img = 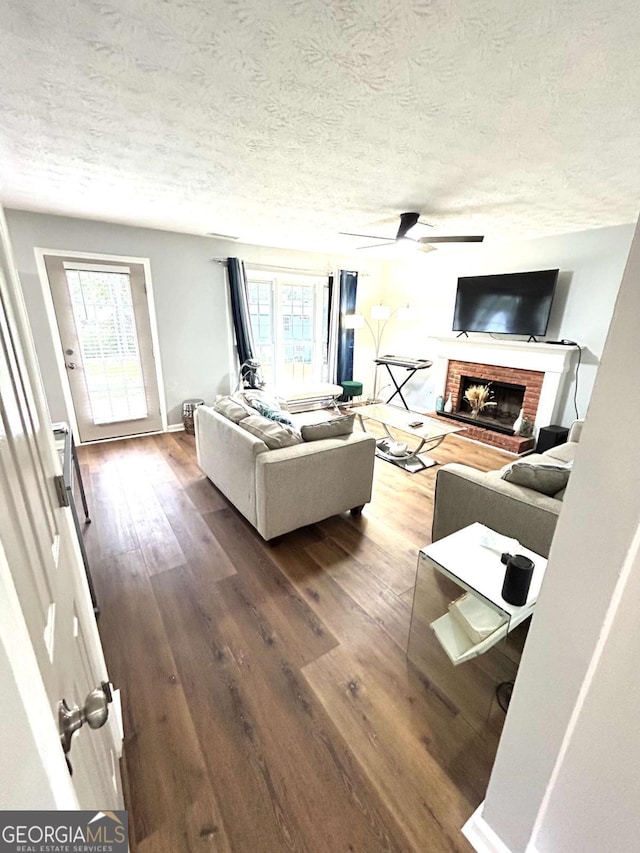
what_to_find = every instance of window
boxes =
[246,272,329,387]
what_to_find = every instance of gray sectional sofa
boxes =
[432,421,583,557]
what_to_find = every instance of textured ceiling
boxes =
[0,0,639,253]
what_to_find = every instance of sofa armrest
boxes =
[195,405,268,526]
[568,419,584,443]
[432,463,562,557]
[255,432,376,539]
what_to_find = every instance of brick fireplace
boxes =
[430,337,577,454]
[443,359,544,451]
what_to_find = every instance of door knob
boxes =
[65,362,77,370]
[58,686,110,756]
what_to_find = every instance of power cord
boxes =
[375,382,393,400]
[571,344,582,420]
[496,681,513,712]
[556,340,582,419]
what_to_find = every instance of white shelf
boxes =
[430,335,577,356]
[450,592,508,644]
[431,611,508,665]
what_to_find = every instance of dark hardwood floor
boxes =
[78,429,514,852]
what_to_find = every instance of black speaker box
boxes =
[536,424,569,454]
[502,555,535,606]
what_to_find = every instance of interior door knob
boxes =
[58,687,109,755]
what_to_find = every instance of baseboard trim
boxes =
[462,804,514,853]
[167,424,185,433]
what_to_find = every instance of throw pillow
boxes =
[214,396,254,424]
[502,462,571,497]
[251,399,294,425]
[301,414,355,442]
[236,388,289,413]
[238,414,303,449]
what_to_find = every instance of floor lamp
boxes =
[343,305,394,402]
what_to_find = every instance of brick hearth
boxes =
[442,359,543,453]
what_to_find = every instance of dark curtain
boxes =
[227,258,257,386]
[333,270,358,385]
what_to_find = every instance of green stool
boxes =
[340,380,363,403]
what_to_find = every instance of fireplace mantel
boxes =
[430,336,577,432]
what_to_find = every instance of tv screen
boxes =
[453,269,559,336]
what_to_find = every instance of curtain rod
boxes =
[211,258,329,275]
[211,258,368,276]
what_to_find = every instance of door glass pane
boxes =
[248,281,275,384]
[320,281,330,382]
[281,284,313,383]
[65,269,148,424]
[247,276,330,386]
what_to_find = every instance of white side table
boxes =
[410,523,546,665]
[407,523,546,730]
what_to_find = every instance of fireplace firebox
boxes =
[453,376,526,434]
[437,358,542,445]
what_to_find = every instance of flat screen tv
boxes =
[453,269,559,336]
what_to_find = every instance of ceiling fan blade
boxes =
[419,235,484,244]
[356,241,399,250]
[339,231,392,241]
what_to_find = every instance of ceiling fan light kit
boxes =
[340,212,484,251]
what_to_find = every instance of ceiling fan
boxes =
[340,212,484,251]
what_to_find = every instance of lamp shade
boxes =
[370,304,391,321]
[342,313,365,329]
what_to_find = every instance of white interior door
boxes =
[0,211,123,809]
[44,254,162,442]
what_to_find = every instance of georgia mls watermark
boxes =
[0,811,128,853]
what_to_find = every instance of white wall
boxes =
[6,210,386,427]
[478,215,640,852]
[9,209,632,430]
[377,224,634,424]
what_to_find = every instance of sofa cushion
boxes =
[239,414,303,449]
[502,461,571,497]
[214,395,254,424]
[497,453,547,477]
[543,442,577,465]
[301,414,355,442]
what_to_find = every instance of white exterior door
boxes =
[0,211,123,809]
[44,254,162,442]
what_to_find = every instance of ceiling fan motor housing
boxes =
[396,212,421,239]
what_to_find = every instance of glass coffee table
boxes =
[352,402,462,472]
